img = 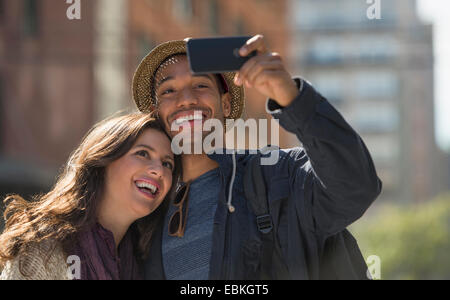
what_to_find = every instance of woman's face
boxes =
[103,128,175,220]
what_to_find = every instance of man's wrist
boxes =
[276,79,301,107]
[267,78,320,133]
[266,78,304,114]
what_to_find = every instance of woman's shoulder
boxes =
[0,240,70,280]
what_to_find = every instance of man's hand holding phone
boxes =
[187,35,299,108]
[234,35,299,108]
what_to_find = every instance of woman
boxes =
[0,112,179,280]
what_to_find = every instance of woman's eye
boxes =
[163,161,174,170]
[136,150,149,158]
[195,84,209,89]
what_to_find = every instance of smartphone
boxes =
[186,36,257,74]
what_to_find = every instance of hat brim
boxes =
[132,40,244,120]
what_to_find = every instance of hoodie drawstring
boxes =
[227,151,236,213]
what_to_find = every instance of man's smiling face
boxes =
[153,55,231,141]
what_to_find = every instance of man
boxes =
[132,35,382,280]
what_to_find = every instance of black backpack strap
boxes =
[244,153,273,233]
[244,153,289,279]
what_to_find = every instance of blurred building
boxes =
[0,0,96,201]
[289,0,446,203]
[0,0,292,219]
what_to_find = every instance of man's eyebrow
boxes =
[134,144,174,161]
[156,76,174,88]
[156,74,214,88]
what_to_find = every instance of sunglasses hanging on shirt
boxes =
[168,181,191,237]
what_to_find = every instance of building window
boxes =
[234,17,245,36]
[0,76,3,153]
[363,135,399,165]
[352,103,399,134]
[305,35,398,66]
[172,0,193,23]
[209,0,219,34]
[354,71,398,99]
[306,39,342,65]
[354,36,398,63]
[0,0,4,22]
[138,35,155,61]
[310,73,345,106]
[23,0,39,37]
[294,0,397,30]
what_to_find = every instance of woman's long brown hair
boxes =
[0,112,180,272]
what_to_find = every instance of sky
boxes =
[416,0,450,152]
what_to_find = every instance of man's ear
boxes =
[221,93,231,118]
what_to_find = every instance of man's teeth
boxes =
[174,114,203,125]
[136,181,158,194]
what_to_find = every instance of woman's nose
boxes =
[147,161,163,178]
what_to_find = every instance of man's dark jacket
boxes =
[144,79,382,280]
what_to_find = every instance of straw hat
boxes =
[132,40,245,120]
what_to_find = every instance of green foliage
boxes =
[351,193,450,280]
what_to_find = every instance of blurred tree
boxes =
[351,193,450,280]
